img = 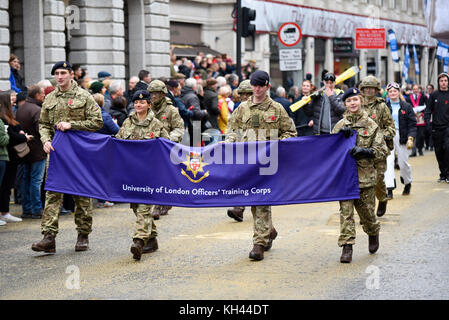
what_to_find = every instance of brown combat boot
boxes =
[369,234,379,254]
[131,238,144,260]
[75,234,89,252]
[227,207,244,222]
[264,227,278,251]
[142,237,158,254]
[31,234,56,253]
[249,244,264,261]
[376,201,387,217]
[340,244,353,263]
[160,206,172,216]
[152,207,161,220]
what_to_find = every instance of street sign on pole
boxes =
[278,23,302,71]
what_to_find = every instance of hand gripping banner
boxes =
[45,131,360,207]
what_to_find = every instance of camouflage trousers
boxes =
[375,160,388,202]
[153,205,172,214]
[251,206,272,246]
[131,204,157,241]
[41,191,93,236]
[338,187,380,247]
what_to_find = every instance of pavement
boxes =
[1,149,449,300]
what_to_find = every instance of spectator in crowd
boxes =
[179,59,193,79]
[292,80,314,136]
[243,59,258,80]
[203,78,220,130]
[181,78,208,146]
[104,80,124,113]
[15,86,47,219]
[174,73,186,87]
[217,86,231,134]
[216,76,227,89]
[90,81,106,95]
[0,117,9,226]
[134,70,151,93]
[385,82,417,198]
[406,84,427,157]
[273,86,293,118]
[426,83,434,98]
[97,71,111,82]
[14,91,27,116]
[37,80,52,90]
[0,91,32,224]
[228,74,239,91]
[72,64,83,82]
[80,77,92,90]
[9,54,26,93]
[165,79,193,128]
[425,72,449,183]
[125,76,139,104]
[109,96,128,127]
[303,72,345,135]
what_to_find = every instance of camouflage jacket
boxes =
[116,110,169,140]
[225,96,297,142]
[362,96,396,149]
[39,81,103,145]
[151,97,184,143]
[333,110,389,188]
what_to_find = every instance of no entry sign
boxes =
[355,28,386,49]
[278,22,302,47]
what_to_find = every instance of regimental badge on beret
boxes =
[63,62,67,67]
[139,93,143,99]
[353,89,357,94]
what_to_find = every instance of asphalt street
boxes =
[1,149,448,300]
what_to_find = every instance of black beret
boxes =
[51,61,72,75]
[342,87,361,102]
[132,90,151,102]
[250,70,270,86]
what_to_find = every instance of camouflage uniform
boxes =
[149,80,184,215]
[116,110,169,241]
[230,80,253,215]
[225,95,296,246]
[39,80,103,236]
[332,110,389,246]
[360,76,396,203]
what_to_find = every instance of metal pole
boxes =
[236,0,242,81]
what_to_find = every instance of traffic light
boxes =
[242,7,256,38]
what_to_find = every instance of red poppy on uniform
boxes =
[162,116,166,120]
[371,114,376,119]
[270,115,276,121]
[149,132,154,138]
[401,110,406,114]
[364,129,367,135]
[68,99,73,105]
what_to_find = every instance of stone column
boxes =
[359,49,368,79]
[304,37,315,85]
[420,46,429,86]
[127,0,146,78]
[0,0,10,91]
[144,0,170,78]
[324,38,334,74]
[23,0,45,86]
[69,0,126,82]
[387,44,395,84]
[44,0,66,78]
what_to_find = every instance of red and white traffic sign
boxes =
[355,28,386,49]
[278,22,302,47]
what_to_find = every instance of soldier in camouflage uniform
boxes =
[360,76,396,217]
[225,71,297,261]
[147,80,184,221]
[332,88,389,263]
[32,61,103,254]
[226,80,252,223]
[116,90,169,260]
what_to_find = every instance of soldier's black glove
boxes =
[349,146,375,160]
[340,126,353,138]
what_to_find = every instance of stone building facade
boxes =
[0,0,171,90]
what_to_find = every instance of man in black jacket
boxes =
[15,86,47,219]
[180,78,208,146]
[425,72,449,183]
[203,78,219,130]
